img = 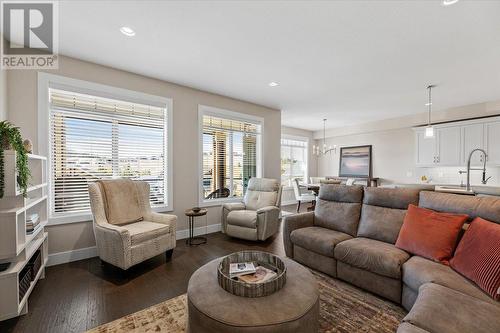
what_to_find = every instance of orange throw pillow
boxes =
[450,218,500,301]
[395,205,468,264]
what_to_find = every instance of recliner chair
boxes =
[221,178,282,241]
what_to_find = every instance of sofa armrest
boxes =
[256,206,280,214]
[282,211,315,258]
[256,206,281,240]
[221,202,246,233]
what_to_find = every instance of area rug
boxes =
[87,270,406,333]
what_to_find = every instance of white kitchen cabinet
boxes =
[485,121,500,165]
[436,127,461,166]
[462,123,485,165]
[415,127,460,166]
[415,130,436,166]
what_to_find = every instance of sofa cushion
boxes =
[357,205,408,244]
[450,217,500,300]
[402,283,500,333]
[313,184,363,236]
[125,221,171,246]
[357,187,420,244]
[364,187,420,210]
[334,237,410,278]
[98,179,143,225]
[395,205,467,264]
[317,184,364,203]
[419,190,500,224]
[397,322,429,333]
[314,199,362,236]
[402,256,493,304]
[290,226,352,257]
[227,210,258,228]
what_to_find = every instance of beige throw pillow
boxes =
[98,179,143,225]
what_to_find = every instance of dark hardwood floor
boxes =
[0,204,306,333]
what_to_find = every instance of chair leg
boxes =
[297,201,301,213]
[165,249,174,261]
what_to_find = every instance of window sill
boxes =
[48,205,174,226]
[198,197,243,208]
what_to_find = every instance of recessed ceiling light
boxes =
[120,26,136,37]
[268,81,279,87]
[442,0,459,6]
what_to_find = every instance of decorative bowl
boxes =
[192,207,201,213]
[217,251,286,298]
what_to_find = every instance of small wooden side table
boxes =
[185,208,208,246]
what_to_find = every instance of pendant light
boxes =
[425,85,436,138]
[313,119,337,156]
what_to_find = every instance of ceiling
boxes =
[56,0,500,131]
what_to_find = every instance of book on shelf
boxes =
[26,213,39,223]
[229,262,256,278]
[26,222,42,235]
[237,266,277,284]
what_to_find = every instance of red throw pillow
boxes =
[395,204,468,264]
[450,217,500,301]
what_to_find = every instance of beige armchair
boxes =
[88,179,177,270]
[221,178,282,241]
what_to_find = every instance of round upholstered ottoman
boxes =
[187,257,319,333]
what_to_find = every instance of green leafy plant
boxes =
[0,121,31,198]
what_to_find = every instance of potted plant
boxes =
[0,121,31,198]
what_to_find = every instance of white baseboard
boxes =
[175,223,221,240]
[47,223,222,267]
[47,246,98,267]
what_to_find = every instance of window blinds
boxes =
[202,115,260,200]
[50,88,167,216]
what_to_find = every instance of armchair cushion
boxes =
[98,179,143,225]
[227,210,258,228]
[244,178,280,211]
[124,220,171,246]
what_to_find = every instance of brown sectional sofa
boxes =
[283,184,500,333]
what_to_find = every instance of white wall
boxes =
[0,68,6,121]
[0,34,6,120]
[317,128,416,185]
[316,102,500,186]
[6,55,281,255]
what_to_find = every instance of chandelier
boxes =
[313,119,337,156]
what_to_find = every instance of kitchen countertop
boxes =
[380,183,500,197]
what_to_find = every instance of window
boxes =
[49,88,170,218]
[281,136,308,186]
[199,106,262,204]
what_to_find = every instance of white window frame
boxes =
[198,105,264,207]
[281,134,309,188]
[38,72,173,225]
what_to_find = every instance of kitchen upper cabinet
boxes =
[415,117,500,167]
[416,130,437,166]
[485,121,500,165]
[436,127,461,166]
[415,127,460,166]
[462,124,485,165]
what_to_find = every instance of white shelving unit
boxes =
[0,150,48,321]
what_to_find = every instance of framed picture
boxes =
[339,145,372,178]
